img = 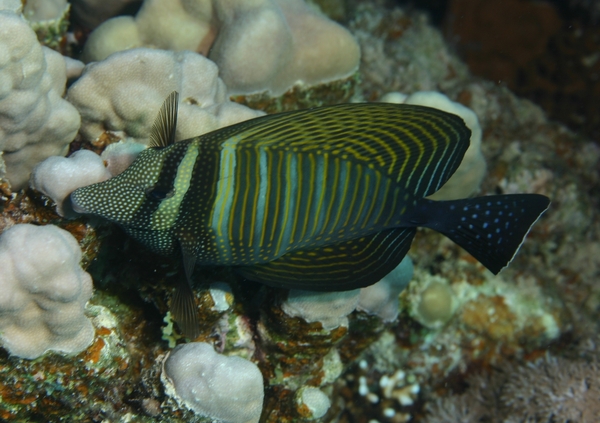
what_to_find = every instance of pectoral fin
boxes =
[237,228,416,291]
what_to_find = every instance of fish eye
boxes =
[145,187,174,200]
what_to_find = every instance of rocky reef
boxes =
[0,0,598,422]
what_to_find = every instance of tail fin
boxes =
[410,194,550,274]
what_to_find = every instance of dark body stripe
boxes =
[164,103,470,266]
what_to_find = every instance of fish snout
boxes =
[70,189,90,214]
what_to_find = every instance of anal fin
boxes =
[171,247,200,339]
[237,227,416,291]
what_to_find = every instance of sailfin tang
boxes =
[149,91,179,148]
[237,227,416,291]
[411,194,550,274]
[171,247,200,339]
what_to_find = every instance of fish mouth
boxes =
[70,190,89,214]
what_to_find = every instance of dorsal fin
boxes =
[149,91,179,148]
[199,103,472,198]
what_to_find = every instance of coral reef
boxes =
[162,342,264,423]
[82,0,360,97]
[282,289,361,331]
[424,346,600,422]
[67,48,263,146]
[0,224,94,359]
[0,10,80,190]
[23,0,71,52]
[30,149,111,217]
[0,0,598,422]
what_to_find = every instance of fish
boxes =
[71,92,550,338]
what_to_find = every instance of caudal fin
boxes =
[413,194,550,274]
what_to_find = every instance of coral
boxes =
[23,0,68,22]
[99,139,147,176]
[82,0,360,96]
[424,352,600,423]
[30,149,111,217]
[349,4,469,100]
[0,1,598,421]
[411,278,457,329]
[0,0,21,14]
[357,256,414,322]
[0,224,94,359]
[161,342,264,423]
[210,0,360,96]
[67,48,264,146]
[0,10,80,190]
[295,386,331,419]
[281,289,360,331]
[30,140,152,218]
[81,15,143,62]
[381,90,486,200]
[23,0,71,52]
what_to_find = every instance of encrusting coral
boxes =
[82,0,360,96]
[0,224,94,360]
[66,48,264,145]
[0,10,80,190]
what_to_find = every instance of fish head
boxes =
[70,147,171,228]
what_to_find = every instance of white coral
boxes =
[0,10,80,190]
[66,48,264,144]
[81,0,360,96]
[162,342,264,423]
[30,149,112,217]
[0,224,94,359]
[282,289,361,330]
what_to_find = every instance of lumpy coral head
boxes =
[0,224,94,359]
[81,0,360,96]
[209,0,361,95]
[67,48,264,144]
[0,10,80,190]
[162,342,264,423]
